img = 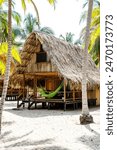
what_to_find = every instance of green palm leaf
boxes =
[0,0,5,5]
[21,0,26,10]
[0,42,21,64]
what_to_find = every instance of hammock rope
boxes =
[38,81,64,99]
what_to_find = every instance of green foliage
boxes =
[0,42,21,63]
[0,60,5,75]
[0,0,5,5]
[11,46,21,64]
[60,32,74,43]
[80,0,100,66]
[24,13,37,34]
[59,32,82,46]
[48,0,56,8]
[21,0,27,11]
[0,4,22,42]
[40,27,54,35]
[22,13,54,38]
[0,42,21,74]
[48,0,55,4]
[12,11,21,25]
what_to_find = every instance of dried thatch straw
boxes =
[13,31,99,85]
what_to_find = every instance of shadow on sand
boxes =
[77,124,100,150]
[4,102,99,119]
[0,130,62,150]
[33,146,70,150]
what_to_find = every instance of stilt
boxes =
[34,76,37,98]
[23,74,25,100]
[64,79,66,111]
[73,83,75,110]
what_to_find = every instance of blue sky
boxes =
[15,0,86,40]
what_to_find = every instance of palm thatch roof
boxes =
[13,31,99,84]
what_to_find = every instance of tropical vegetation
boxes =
[0,1,21,75]
[80,0,100,66]
[59,32,82,46]
[0,43,21,75]
[22,13,54,38]
[80,0,94,124]
[0,0,56,134]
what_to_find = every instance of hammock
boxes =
[38,81,63,99]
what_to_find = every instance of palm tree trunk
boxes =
[80,0,93,124]
[0,0,12,134]
[30,0,40,28]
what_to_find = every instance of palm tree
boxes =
[0,4,21,42]
[59,32,82,46]
[59,32,74,43]
[80,0,93,124]
[89,4,100,65]
[0,3,21,74]
[21,0,56,27]
[22,13,54,38]
[0,0,56,134]
[0,0,12,134]
[79,0,100,66]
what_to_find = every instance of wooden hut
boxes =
[10,32,100,110]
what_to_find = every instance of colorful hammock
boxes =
[38,81,63,99]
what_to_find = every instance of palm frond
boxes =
[0,42,21,64]
[21,0,26,11]
[79,10,87,24]
[12,11,22,25]
[0,0,5,5]
[40,26,54,35]
[0,60,5,75]
[11,46,21,64]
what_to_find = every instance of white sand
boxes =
[0,101,100,150]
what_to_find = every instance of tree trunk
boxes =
[80,0,93,124]
[0,0,12,134]
[30,0,40,28]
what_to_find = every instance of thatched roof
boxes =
[13,32,99,84]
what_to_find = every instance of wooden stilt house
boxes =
[10,32,100,110]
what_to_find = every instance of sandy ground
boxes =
[0,101,100,150]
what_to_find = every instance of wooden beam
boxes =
[64,79,66,102]
[73,83,75,101]
[23,74,25,99]
[25,72,59,76]
[33,76,37,98]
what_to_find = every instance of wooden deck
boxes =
[0,92,97,111]
[16,97,96,111]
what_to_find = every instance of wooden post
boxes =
[64,79,66,111]
[34,76,37,98]
[73,83,76,110]
[23,74,25,99]
[73,83,75,101]
[26,86,29,98]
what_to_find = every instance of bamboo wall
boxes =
[87,86,100,105]
[95,86,100,105]
[27,53,57,73]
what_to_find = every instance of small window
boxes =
[36,45,47,63]
[36,52,47,63]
